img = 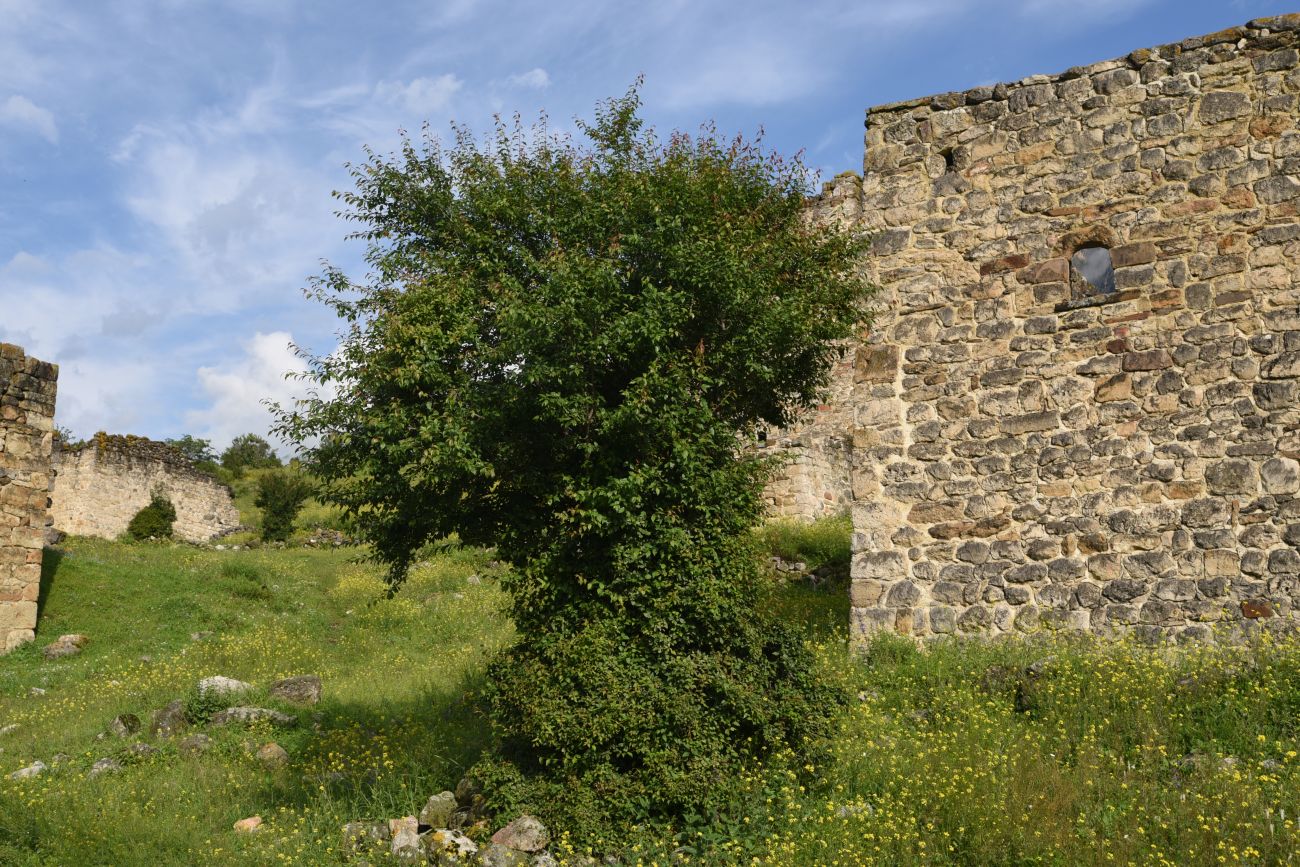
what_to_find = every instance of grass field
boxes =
[1,524,1298,865]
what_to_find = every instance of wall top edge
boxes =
[864,14,1300,121]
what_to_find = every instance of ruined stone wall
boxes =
[0,344,57,653]
[52,435,241,543]
[822,15,1300,644]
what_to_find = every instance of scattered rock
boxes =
[189,631,213,642]
[419,791,459,828]
[257,742,289,770]
[422,828,478,863]
[198,676,254,699]
[8,761,46,780]
[90,758,122,776]
[532,853,560,867]
[269,674,322,706]
[108,713,141,738]
[27,687,45,697]
[478,843,532,867]
[341,820,390,856]
[0,724,19,737]
[233,816,263,834]
[42,634,89,659]
[150,699,189,738]
[454,775,483,805]
[178,734,213,755]
[124,743,160,760]
[491,815,549,853]
[389,816,422,863]
[210,707,297,728]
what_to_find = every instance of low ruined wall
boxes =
[0,344,57,653]
[52,435,241,543]
[827,15,1300,644]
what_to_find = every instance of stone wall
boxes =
[0,344,57,653]
[52,434,241,543]
[782,15,1300,643]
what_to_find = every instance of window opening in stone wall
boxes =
[756,429,768,448]
[1069,244,1115,300]
[939,147,955,173]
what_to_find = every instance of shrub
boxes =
[126,493,177,541]
[254,471,314,542]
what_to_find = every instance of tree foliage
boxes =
[220,433,281,476]
[166,435,218,472]
[253,470,314,543]
[276,88,873,840]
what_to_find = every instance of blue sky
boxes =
[0,0,1293,451]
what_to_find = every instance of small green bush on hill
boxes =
[126,492,177,540]
[254,471,314,542]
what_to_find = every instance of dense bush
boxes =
[126,493,177,540]
[253,471,314,542]
[277,88,873,841]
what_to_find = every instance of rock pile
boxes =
[342,788,558,866]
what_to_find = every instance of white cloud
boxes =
[186,331,318,452]
[376,73,463,114]
[507,67,551,90]
[0,94,57,142]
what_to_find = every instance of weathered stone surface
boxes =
[415,791,458,830]
[198,676,254,699]
[41,634,88,659]
[389,816,422,863]
[233,816,263,834]
[150,699,189,738]
[0,344,56,655]
[1261,458,1300,495]
[1198,91,1252,124]
[7,761,46,780]
[257,742,289,770]
[269,675,322,706]
[763,22,1300,645]
[490,815,550,853]
[51,435,240,543]
[210,707,297,728]
[108,713,141,738]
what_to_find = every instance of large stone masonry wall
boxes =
[52,435,241,543]
[822,15,1300,644]
[0,344,57,653]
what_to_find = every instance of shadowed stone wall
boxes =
[52,435,241,543]
[0,344,57,653]
[772,15,1300,643]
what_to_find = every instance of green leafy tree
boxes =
[220,433,281,475]
[276,89,873,839]
[253,470,314,542]
[165,435,217,465]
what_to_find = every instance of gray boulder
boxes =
[150,700,189,738]
[491,815,550,853]
[419,791,459,828]
[269,675,322,706]
[210,707,296,728]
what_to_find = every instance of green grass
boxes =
[3,534,1299,865]
[756,513,852,579]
